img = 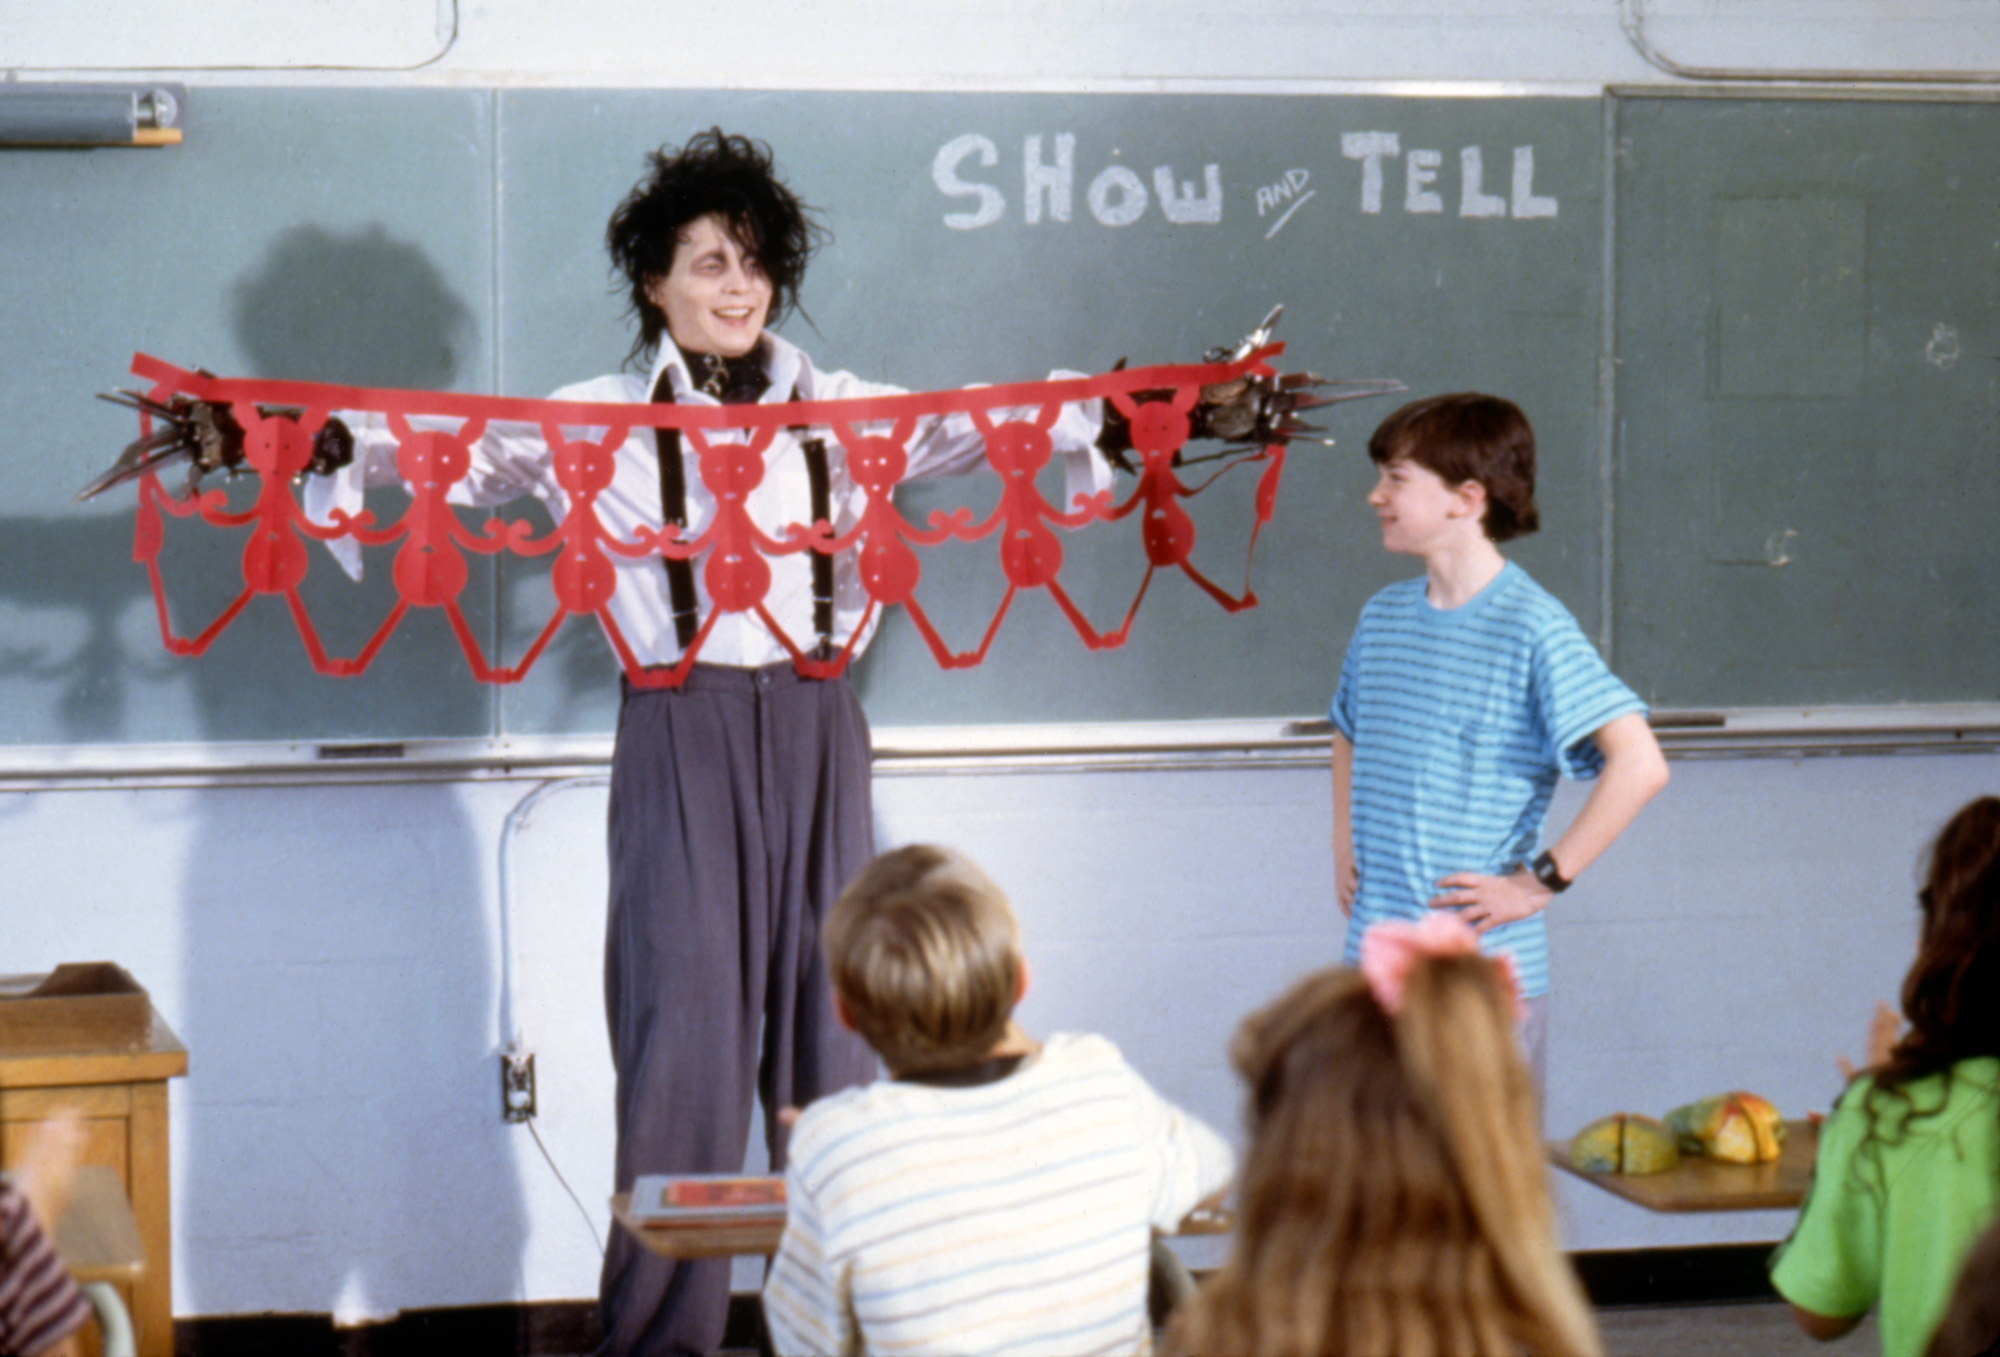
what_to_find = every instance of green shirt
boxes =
[1771,1057,2000,1357]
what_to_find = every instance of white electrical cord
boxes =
[496,774,609,1059]
[496,774,612,1256]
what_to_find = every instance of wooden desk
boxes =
[611,1188,1232,1261]
[0,977,187,1357]
[1548,1119,1818,1212]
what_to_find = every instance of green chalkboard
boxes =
[16,87,1995,750]
[489,91,1606,736]
[1610,93,2000,708]
[1,89,500,748]
[3,87,1606,746]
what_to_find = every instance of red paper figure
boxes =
[1099,386,1271,643]
[943,405,1116,666]
[797,417,967,671]
[334,414,539,682]
[136,398,370,674]
[507,420,648,680]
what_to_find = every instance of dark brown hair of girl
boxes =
[1871,796,2000,1112]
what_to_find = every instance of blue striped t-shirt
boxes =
[1329,561,1643,997]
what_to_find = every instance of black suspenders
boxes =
[649,369,704,650]
[797,425,835,646]
[651,368,835,656]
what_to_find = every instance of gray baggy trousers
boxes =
[598,662,879,1355]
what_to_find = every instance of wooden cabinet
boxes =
[1,972,187,1357]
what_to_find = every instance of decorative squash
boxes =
[1570,1113,1681,1175]
[1664,1091,1786,1164]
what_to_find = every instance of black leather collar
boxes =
[678,343,771,405]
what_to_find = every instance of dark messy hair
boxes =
[604,127,823,367]
[1367,393,1540,543]
[1856,797,2000,1165]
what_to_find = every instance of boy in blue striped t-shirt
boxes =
[1329,393,1669,1085]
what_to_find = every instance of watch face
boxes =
[1534,853,1568,891]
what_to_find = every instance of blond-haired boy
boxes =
[761,845,1232,1357]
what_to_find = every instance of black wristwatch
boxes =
[1530,850,1571,893]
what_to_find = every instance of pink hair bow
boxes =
[1358,913,1526,1021]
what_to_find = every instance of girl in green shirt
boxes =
[1772,796,2000,1357]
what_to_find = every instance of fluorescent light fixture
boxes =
[0,83,185,147]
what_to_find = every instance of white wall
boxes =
[9,0,1997,89]
[4,0,1997,1323]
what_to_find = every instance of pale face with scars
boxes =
[646,212,773,359]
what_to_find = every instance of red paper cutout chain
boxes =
[123,349,1287,687]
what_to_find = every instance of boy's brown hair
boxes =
[1367,392,1541,543]
[822,845,1022,1076]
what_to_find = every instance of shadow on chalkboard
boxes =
[142,225,532,1313]
[230,222,472,389]
[0,514,156,744]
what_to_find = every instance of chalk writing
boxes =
[932,133,1222,229]
[1255,169,1311,218]
[932,133,1557,229]
[1340,133,1558,220]
[1256,169,1316,240]
[932,133,1006,229]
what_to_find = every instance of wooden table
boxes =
[612,1187,1233,1260]
[1548,1119,1818,1212]
[0,972,187,1357]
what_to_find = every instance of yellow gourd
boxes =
[1664,1091,1786,1164]
[1570,1113,1681,1175]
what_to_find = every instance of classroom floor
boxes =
[1597,1301,1880,1357]
[711,1302,1887,1357]
[711,1307,1886,1357]
[172,1296,1884,1355]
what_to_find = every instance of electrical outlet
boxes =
[502,1051,537,1123]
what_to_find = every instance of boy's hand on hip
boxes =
[1429,869,1553,934]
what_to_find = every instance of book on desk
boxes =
[628,1174,786,1228]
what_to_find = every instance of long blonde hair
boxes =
[1176,959,1600,1357]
